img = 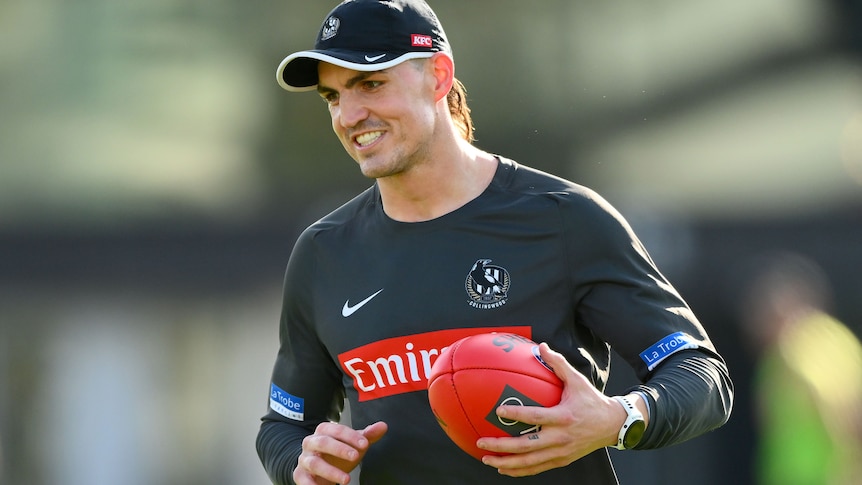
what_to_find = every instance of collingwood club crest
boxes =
[320,16,340,41]
[465,259,510,309]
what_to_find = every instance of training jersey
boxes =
[257,158,731,484]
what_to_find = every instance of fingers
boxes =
[492,454,573,477]
[307,422,368,461]
[294,421,387,485]
[293,458,344,485]
[295,436,355,485]
[294,453,349,485]
[475,402,561,462]
[495,401,553,429]
[482,446,570,477]
[478,428,575,477]
[477,429,552,455]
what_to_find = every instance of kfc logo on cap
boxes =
[411,34,433,48]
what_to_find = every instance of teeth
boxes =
[355,131,383,146]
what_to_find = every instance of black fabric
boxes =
[256,158,733,484]
[280,0,451,90]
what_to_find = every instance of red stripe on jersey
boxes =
[339,326,531,401]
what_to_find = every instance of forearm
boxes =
[630,351,733,449]
[256,419,309,485]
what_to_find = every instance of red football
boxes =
[427,332,564,460]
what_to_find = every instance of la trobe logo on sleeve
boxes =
[269,383,305,421]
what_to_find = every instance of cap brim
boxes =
[276,50,436,92]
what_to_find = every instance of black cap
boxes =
[277,0,451,92]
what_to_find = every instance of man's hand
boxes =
[476,343,643,477]
[293,421,388,485]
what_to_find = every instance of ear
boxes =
[429,53,455,103]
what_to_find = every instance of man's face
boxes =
[317,59,438,179]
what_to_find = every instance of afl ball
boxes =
[427,332,563,460]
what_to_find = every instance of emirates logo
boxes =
[338,326,530,401]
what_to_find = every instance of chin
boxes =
[357,156,397,179]
[357,161,388,179]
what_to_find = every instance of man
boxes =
[256,1,733,484]
[739,253,862,485]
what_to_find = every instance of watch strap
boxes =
[611,395,645,450]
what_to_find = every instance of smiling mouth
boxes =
[355,131,384,147]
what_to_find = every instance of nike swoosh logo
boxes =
[342,289,384,317]
[364,54,386,62]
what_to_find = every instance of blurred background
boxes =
[1,0,861,484]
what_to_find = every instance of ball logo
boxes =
[497,397,526,426]
[465,259,510,309]
[531,345,555,372]
[484,385,542,436]
[492,333,535,353]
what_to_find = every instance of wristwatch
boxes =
[611,395,646,450]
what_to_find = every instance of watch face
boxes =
[624,419,646,449]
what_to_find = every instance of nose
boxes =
[333,91,368,130]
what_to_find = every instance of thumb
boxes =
[335,422,387,475]
[361,421,388,445]
[538,342,588,390]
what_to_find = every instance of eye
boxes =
[362,80,383,90]
[317,85,338,104]
[320,91,339,106]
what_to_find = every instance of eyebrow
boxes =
[317,69,388,97]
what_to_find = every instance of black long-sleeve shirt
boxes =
[256,158,733,484]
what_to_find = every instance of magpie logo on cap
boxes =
[276,0,452,92]
[320,16,340,42]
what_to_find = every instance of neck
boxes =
[377,140,497,222]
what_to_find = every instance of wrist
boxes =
[630,392,650,428]
[611,394,647,450]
